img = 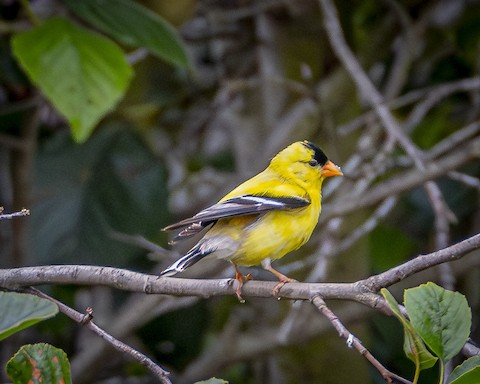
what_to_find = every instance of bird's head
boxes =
[270,140,343,187]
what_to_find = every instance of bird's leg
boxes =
[232,263,252,302]
[261,258,297,296]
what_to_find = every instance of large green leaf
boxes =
[448,356,480,384]
[0,292,58,341]
[6,343,71,384]
[63,0,190,69]
[381,289,437,374]
[11,18,133,143]
[405,283,471,362]
[28,126,169,267]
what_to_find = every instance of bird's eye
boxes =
[308,159,318,167]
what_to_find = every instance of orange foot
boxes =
[261,260,297,297]
[233,264,253,302]
[272,276,297,297]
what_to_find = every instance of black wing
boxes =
[163,194,310,242]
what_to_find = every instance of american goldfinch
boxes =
[161,140,343,300]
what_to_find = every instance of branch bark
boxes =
[24,287,172,384]
[1,232,479,305]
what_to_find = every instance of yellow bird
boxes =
[161,140,343,300]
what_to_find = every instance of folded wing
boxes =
[163,194,310,243]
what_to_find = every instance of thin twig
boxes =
[428,121,480,160]
[126,48,149,65]
[426,182,456,291]
[18,0,41,26]
[319,0,423,166]
[333,196,397,255]
[382,0,416,100]
[71,295,197,383]
[0,207,30,220]
[23,287,172,384]
[319,0,457,272]
[339,79,480,136]
[311,296,412,384]
[448,171,480,190]
[109,231,179,259]
[404,77,480,133]
[322,136,480,220]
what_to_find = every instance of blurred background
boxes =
[1,0,480,383]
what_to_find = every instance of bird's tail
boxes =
[160,246,212,276]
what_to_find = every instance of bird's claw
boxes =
[235,287,246,303]
[272,277,297,297]
[234,272,254,303]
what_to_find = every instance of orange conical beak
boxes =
[321,160,343,177]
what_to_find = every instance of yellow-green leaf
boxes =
[0,292,58,341]
[405,283,471,363]
[381,288,437,371]
[448,356,480,384]
[11,18,133,143]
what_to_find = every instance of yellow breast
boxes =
[230,196,321,266]
[205,159,324,267]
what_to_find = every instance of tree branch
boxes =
[312,296,412,384]
[0,207,30,220]
[1,232,479,306]
[23,287,172,384]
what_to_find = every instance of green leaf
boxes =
[0,292,58,341]
[448,356,480,384]
[6,343,71,384]
[381,289,437,372]
[11,18,133,143]
[405,282,471,362]
[63,0,190,69]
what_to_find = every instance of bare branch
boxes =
[448,171,480,190]
[311,296,412,384]
[1,232,479,306]
[71,294,197,384]
[339,79,480,136]
[382,0,416,100]
[0,264,369,304]
[428,121,480,159]
[319,0,463,266]
[319,0,423,165]
[0,207,30,220]
[404,77,480,133]
[24,287,172,384]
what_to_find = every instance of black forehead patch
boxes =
[302,141,328,166]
